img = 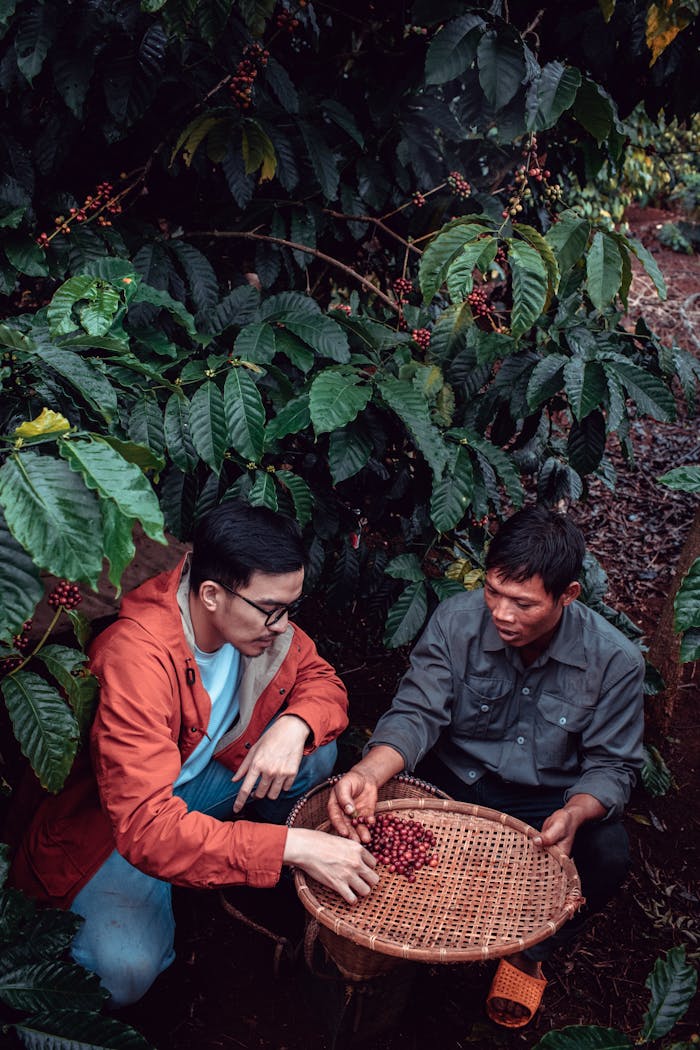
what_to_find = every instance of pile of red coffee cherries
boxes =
[353,812,440,882]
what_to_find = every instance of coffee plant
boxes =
[0,1,699,801]
[0,844,155,1049]
[533,945,697,1050]
[657,465,700,664]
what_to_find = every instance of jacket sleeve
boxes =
[89,624,287,890]
[282,625,349,751]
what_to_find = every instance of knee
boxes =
[72,940,173,1009]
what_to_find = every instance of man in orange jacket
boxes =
[11,500,378,1007]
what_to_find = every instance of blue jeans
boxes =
[69,742,337,1007]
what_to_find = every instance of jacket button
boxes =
[279,687,286,695]
[244,742,252,749]
[190,727,198,733]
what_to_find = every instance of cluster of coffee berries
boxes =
[393,276,413,304]
[543,182,563,203]
[467,287,492,318]
[356,813,439,882]
[412,191,426,208]
[331,302,351,314]
[37,182,121,245]
[495,245,508,268]
[276,9,300,32]
[48,581,82,610]
[403,24,428,37]
[229,43,269,110]
[447,171,471,200]
[411,327,431,350]
[12,619,33,654]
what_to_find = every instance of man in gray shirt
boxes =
[328,505,645,1028]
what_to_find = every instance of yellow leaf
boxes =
[171,115,227,168]
[598,0,616,22]
[646,3,691,65]
[15,408,71,438]
[241,122,277,183]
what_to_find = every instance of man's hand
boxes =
[327,744,406,843]
[283,828,379,904]
[533,793,606,855]
[232,714,310,813]
[328,771,379,843]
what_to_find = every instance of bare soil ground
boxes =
[80,208,700,1048]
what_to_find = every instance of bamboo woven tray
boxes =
[293,797,584,968]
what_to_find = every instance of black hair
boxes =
[485,505,585,599]
[189,500,306,593]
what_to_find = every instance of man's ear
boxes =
[197,580,221,611]
[561,581,581,606]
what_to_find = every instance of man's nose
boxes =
[492,599,515,622]
[269,612,289,633]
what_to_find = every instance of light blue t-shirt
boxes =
[174,642,241,787]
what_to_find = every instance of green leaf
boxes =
[237,0,276,35]
[586,231,623,311]
[641,744,672,797]
[47,275,100,334]
[674,558,700,634]
[0,504,43,640]
[445,240,493,303]
[1,672,80,793]
[603,359,676,422]
[528,62,581,131]
[322,99,363,145]
[131,282,197,337]
[275,469,313,527]
[534,1026,632,1050]
[574,77,614,142]
[224,367,265,461]
[627,237,667,301]
[564,359,607,420]
[189,381,227,474]
[15,3,56,82]
[13,1009,155,1049]
[419,221,491,303]
[100,500,136,596]
[383,582,428,648]
[297,120,339,200]
[235,322,277,364]
[170,241,219,314]
[0,453,104,587]
[59,437,165,543]
[281,314,350,363]
[37,644,98,736]
[513,224,560,294]
[545,211,591,273]
[0,960,105,1013]
[477,30,525,109]
[100,436,164,474]
[309,370,371,436]
[4,235,49,276]
[32,345,118,424]
[424,13,485,84]
[377,377,449,480]
[658,465,700,493]
[164,393,199,473]
[461,432,524,508]
[328,425,372,484]
[526,354,567,410]
[248,470,278,510]
[263,393,310,445]
[430,447,474,531]
[508,240,548,338]
[680,627,700,663]
[567,411,606,476]
[641,947,698,1042]
[385,554,425,582]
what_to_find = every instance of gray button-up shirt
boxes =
[369,591,645,819]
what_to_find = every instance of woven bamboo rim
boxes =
[294,797,584,967]
[286,773,449,833]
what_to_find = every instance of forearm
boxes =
[563,793,607,828]
[356,744,406,790]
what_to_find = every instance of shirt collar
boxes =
[482,602,587,669]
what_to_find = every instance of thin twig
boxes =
[185,229,400,312]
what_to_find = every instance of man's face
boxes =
[203,568,304,656]
[483,569,579,649]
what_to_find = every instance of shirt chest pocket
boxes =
[536,692,595,770]
[454,676,515,740]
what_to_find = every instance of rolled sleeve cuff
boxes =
[564,775,628,822]
[235,823,288,888]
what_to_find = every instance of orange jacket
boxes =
[10,558,348,908]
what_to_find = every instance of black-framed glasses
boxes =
[216,581,304,626]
